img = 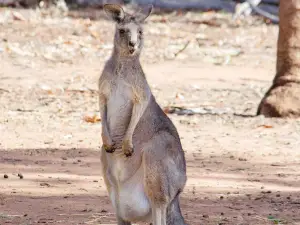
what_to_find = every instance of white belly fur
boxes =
[106,160,151,222]
[118,179,151,222]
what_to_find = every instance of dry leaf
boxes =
[64,41,73,45]
[12,11,26,21]
[163,106,172,114]
[84,115,101,123]
[258,125,273,129]
[89,30,100,39]
[175,93,185,100]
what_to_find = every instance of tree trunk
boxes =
[257,0,300,117]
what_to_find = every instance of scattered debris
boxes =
[238,157,247,161]
[174,40,191,57]
[83,115,101,123]
[163,106,232,116]
[63,134,73,139]
[11,11,26,21]
[40,182,51,187]
[258,124,273,128]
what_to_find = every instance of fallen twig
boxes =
[0,88,10,93]
[174,40,191,57]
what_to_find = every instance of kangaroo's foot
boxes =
[117,216,131,225]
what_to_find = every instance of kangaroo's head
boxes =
[104,4,153,57]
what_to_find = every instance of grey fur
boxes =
[99,4,187,225]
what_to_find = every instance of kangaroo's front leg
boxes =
[122,88,150,157]
[99,93,115,153]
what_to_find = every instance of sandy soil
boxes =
[0,7,300,225]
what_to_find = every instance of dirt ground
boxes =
[0,7,300,225]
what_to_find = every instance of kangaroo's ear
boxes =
[135,4,153,22]
[104,4,125,23]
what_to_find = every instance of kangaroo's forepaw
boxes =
[122,140,134,157]
[124,147,134,157]
[103,144,116,153]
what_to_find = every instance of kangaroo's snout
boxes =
[129,41,136,48]
[128,31,139,54]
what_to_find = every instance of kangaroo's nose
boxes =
[129,41,135,47]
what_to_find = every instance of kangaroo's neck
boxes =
[112,54,140,66]
[111,53,142,72]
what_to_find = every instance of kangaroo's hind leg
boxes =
[142,133,187,225]
[117,217,131,225]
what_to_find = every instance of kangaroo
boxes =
[98,4,187,225]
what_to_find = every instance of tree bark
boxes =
[257,0,300,117]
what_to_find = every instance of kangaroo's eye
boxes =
[119,29,125,34]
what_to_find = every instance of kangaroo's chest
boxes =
[107,78,133,111]
[106,79,134,143]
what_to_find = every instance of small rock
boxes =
[261,190,272,194]
[61,157,67,160]
[4,174,8,179]
[18,173,23,179]
[40,182,50,187]
[63,134,73,139]
[203,214,209,218]
[238,157,247,161]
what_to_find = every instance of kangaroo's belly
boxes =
[102,154,151,222]
[116,178,151,222]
